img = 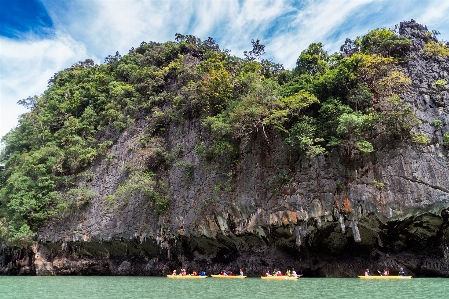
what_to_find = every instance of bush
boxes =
[356,140,374,153]
[371,180,385,190]
[423,41,449,57]
[432,79,447,89]
[443,132,449,146]
[110,170,168,214]
[360,28,412,56]
[431,119,444,129]
[412,133,430,144]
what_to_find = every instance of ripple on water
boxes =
[0,277,448,299]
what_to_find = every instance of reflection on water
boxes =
[0,276,448,299]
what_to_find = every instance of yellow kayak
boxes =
[358,276,412,279]
[261,276,299,280]
[211,275,247,279]
[166,275,207,279]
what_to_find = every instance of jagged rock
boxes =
[2,20,448,277]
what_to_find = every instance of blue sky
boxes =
[1,0,449,140]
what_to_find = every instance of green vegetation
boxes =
[359,28,412,56]
[423,40,449,57]
[105,170,168,214]
[173,160,195,182]
[432,78,447,90]
[432,119,444,129]
[0,28,423,246]
[443,132,449,146]
[412,133,430,144]
[371,180,385,190]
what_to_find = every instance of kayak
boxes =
[358,276,412,279]
[211,275,247,279]
[166,275,207,279]
[261,276,299,280]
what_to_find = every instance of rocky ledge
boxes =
[1,20,448,277]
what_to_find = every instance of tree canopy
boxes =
[0,28,421,246]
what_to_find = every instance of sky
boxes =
[1,0,449,141]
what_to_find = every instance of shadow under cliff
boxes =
[2,209,448,277]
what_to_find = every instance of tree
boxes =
[360,28,411,56]
[285,116,325,157]
[295,43,329,75]
[340,38,359,56]
[347,84,373,111]
[336,112,374,154]
[17,96,37,110]
[244,39,265,61]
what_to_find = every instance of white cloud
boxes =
[0,33,89,138]
[267,0,374,68]
[418,0,449,22]
[418,0,449,35]
[222,0,292,52]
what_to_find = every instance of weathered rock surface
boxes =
[2,20,448,277]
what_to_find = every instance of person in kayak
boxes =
[239,269,243,276]
[398,267,407,276]
[382,268,390,276]
[364,269,371,276]
[291,269,297,277]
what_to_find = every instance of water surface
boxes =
[0,276,447,299]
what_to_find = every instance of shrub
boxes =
[356,140,374,153]
[423,41,449,57]
[360,28,412,56]
[443,132,449,146]
[432,79,447,90]
[431,119,444,129]
[110,170,168,214]
[371,180,385,190]
[412,133,430,144]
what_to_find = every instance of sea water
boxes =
[0,276,448,299]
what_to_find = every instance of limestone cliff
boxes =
[1,20,448,277]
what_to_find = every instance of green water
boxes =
[0,277,448,299]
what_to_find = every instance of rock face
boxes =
[2,20,449,277]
